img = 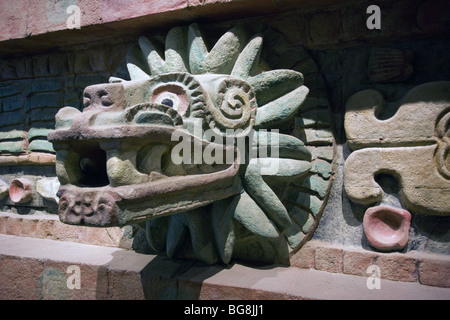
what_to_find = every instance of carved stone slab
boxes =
[344,81,450,216]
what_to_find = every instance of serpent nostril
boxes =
[83,93,91,108]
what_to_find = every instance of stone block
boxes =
[418,256,450,288]
[14,58,33,79]
[0,256,43,300]
[0,109,25,127]
[29,108,59,123]
[2,95,25,112]
[30,92,64,109]
[0,215,7,234]
[290,240,317,269]
[48,53,73,76]
[0,82,22,99]
[31,78,65,93]
[343,249,378,277]
[315,245,343,273]
[0,141,26,154]
[5,216,23,235]
[28,140,56,153]
[376,253,418,282]
[32,55,50,77]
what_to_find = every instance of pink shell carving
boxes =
[9,178,33,204]
[363,205,411,251]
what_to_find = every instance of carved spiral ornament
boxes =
[208,78,257,137]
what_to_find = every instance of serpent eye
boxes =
[152,85,189,116]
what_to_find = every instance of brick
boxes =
[0,109,25,127]
[0,60,18,80]
[418,257,450,288]
[20,218,39,237]
[0,215,8,234]
[29,92,64,109]
[74,73,109,89]
[315,245,343,273]
[31,78,65,93]
[0,129,24,141]
[48,53,73,76]
[2,95,25,112]
[51,220,85,243]
[29,108,59,123]
[35,219,56,239]
[74,51,93,74]
[0,83,22,99]
[15,58,33,79]
[343,249,378,277]
[5,216,23,235]
[376,253,418,282]
[32,55,50,77]
[0,141,26,154]
[28,140,55,153]
[89,50,109,72]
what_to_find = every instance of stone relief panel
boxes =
[48,23,336,264]
[344,81,450,251]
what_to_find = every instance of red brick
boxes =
[376,253,418,282]
[6,216,23,236]
[0,255,44,300]
[343,249,378,277]
[315,245,343,273]
[418,257,450,288]
[290,241,317,269]
[35,219,56,239]
[20,218,39,237]
[0,215,8,234]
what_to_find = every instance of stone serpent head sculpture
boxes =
[48,24,334,264]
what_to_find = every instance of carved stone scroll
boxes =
[344,82,450,216]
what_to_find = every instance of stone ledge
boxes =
[2,211,449,288]
[291,240,450,288]
[1,0,449,56]
[0,0,349,55]
[0,211,132,250]
[0,233,449,300]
